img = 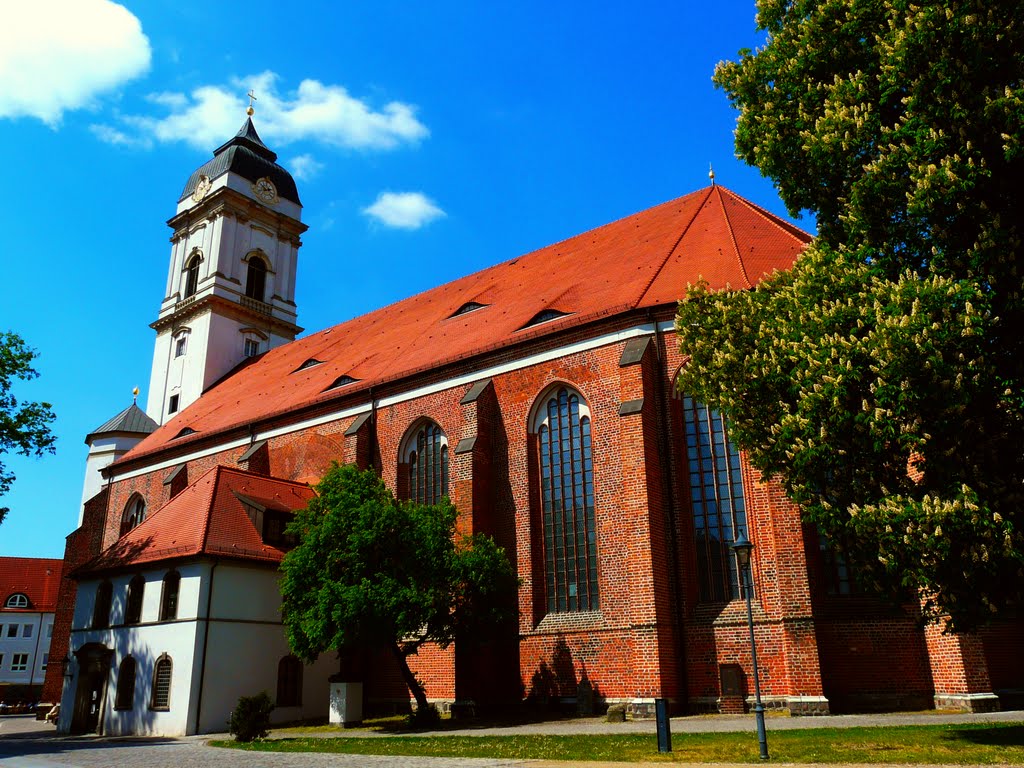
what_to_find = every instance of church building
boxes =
[42,116,1021,735]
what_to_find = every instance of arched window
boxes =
[4,593,29,609]
[534,387,598,613]
[150,654,172,710]
[276,655,302,707]
[183,253,201,298]
[160,571,180,621]
[125,574,144,625]
[245,255,267,301]
[92,581,112,629]
[121,495,146,537]
[680,394,748,602]
[115,656,136,710]
[404,421,449,505]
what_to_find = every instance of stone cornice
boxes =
[150,293,302,336]
[167,187,307,244]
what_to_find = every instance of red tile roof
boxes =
[123,185,809,462]
[0,557,63,613]
[76,466,314,574]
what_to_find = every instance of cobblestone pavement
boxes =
[1,711,1021,768]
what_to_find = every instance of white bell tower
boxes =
[146,111,306,424]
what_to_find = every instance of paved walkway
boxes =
[1,710,1021,768]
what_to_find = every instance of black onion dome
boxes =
[179,118,300,205]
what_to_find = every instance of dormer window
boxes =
[450,301,487,318]
[522,309,570,329]
[326,375,358,391]
[4,593,29,609]
[173,427,197,439]
[294,358,324,372]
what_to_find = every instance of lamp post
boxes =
[732,534,769,760]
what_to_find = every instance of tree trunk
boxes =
[390,643,429,714]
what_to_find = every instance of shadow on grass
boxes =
[368,708,586,734]
[944,724,1024,747]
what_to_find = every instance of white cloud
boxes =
[289,154,325,182]
[0,1,150,126]
[88,123,150,148]
[363,192,446,230]
[94,71,428,151]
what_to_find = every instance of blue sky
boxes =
[0,1,812,559]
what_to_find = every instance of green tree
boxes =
[1,331,57,525]
[675,0,1024,628]
[279,463,518,714]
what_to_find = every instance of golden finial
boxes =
[709,163,716,186]
[132,387,140,403]
[246,89,257,117]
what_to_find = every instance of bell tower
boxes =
[146,112,306,424]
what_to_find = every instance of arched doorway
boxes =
[71,643,113,734]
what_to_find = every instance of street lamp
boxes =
[733,533,769,760]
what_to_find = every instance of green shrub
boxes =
[228,692,274,742]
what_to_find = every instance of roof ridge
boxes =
[198,466,224,552]
[636,185,715,305]
[715,186,753,290]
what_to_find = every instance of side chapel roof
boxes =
[85,403,158,444]
[75,466,314,575]
[122,184,810,463]
[0,557,63,613]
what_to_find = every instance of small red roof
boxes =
[122,185,809,463]
[0,557,63,613]
[77,466,314,574]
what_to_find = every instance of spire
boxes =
[709,163,716,187]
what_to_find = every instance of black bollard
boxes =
[655,698,672,753]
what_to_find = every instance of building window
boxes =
[174,334,188,358]
[819,532,862,596]
[150,654,172,710]
[160,571,180,621]
[536,387,598,613]
[183,253,201,298]
[263,511,298,549]
[121,495,146,537]
[115,656,136,710]
[168,394,180,414]
[245,256,268,301]
[681,395,748,602]
[125,574,145,625]
[405,422,449,505]
[4,593,29,609]
[6,623,17,638]
[276,655,302,707]
[244,338,260,358]
[46,623,53,638]
[0,654,4,668]
[92,581,113,629]
[11,653,28,672]
[41,653,49,670]
[22,624,32,638]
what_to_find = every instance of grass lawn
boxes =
[211,721,1024,764]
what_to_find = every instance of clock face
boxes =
[192,175,212,203]
[252,177,278,203]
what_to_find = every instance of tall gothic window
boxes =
[125,574,144,625]
[681,395,748,602]
[536,387,598,613]
[121,495,146,537]
[115,656,136,710]
[183,254,201,298]
[150,654,172,710]
[406,422,449,505]
[245,256,267,302]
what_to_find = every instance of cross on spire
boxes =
[246,89,257,116]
